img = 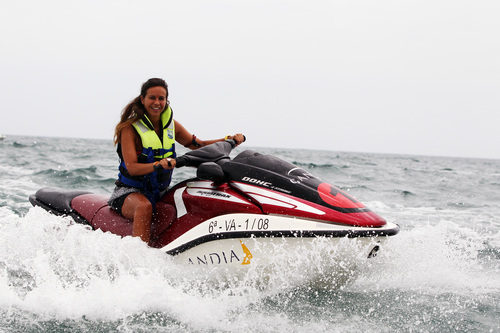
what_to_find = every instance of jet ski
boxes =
[29,140,399,268]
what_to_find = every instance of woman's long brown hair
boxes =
[113,78,169,144]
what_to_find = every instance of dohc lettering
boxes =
[242,177,272,187]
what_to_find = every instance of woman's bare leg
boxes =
[121,193,153,243]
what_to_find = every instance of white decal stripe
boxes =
[232,183,325,215]
[174,187,187,218]
[246,193,295,208]
[187,180,217,189]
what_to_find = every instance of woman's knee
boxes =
[122,193,152,219]
[135,198,153,217]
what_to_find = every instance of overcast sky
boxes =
[1,0,499,159]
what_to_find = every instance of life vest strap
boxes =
[118,161,173,191]
[118,172,144,188]
[140,147,176,161]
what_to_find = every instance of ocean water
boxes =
[0,135,499,333]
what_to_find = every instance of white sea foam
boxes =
[354,220,500,295]
[0,207,379,326]
[1,206,497,333]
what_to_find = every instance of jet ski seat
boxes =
[29,188,91,215]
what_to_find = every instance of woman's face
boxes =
[141,86,167,119]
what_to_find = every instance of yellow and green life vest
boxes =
[117,106,176,204]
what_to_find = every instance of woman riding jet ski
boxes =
[107,77,245,244]
[29,139,399,268]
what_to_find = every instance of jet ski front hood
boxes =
[223,150,387,227]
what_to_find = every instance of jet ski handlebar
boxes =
[174,138,242,169]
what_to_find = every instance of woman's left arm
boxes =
[174,120,244,150]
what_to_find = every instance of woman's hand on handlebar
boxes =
[159,157,176,169]
[228,133,245,145]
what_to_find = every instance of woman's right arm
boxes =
[121,126,162,176]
